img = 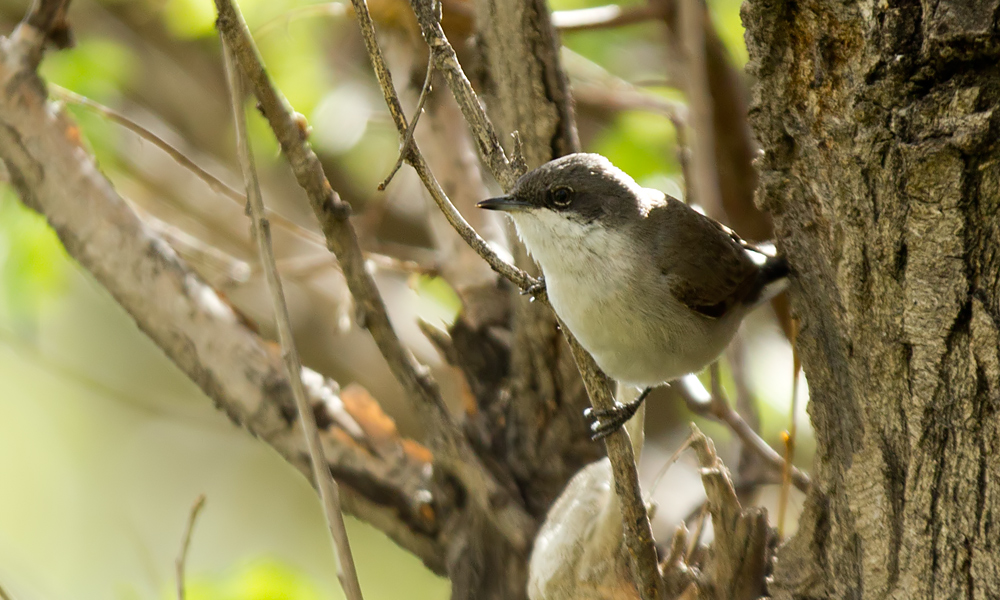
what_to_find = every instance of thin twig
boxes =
[351,0,662,594]
[563,330,662,600]
[348,0,536,290]
[50,85,246,201]
[685,504,709,564]
[647,429,698,501]
[176,494,207,600]
[214,0,535,553]
[49,84,425,276]
[676,373,812,492]
[255,2,348,38]
[222,40,365,600]
[404,0,518,189]
[378,58,433,191]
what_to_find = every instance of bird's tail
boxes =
[750,254,790,305]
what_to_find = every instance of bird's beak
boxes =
[477,196,532,212]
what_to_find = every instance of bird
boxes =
[478,153,787,438]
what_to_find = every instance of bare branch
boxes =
[12,0,72,66]
[213,0,535,552]
[347,0,537,291]
[687,424,771,600]
[676,374,812,492]
[349,0,663,594]
[222,41,365,600]
[254,2,349,38]
[562,332,662,600]
[176,494,207,600]
[378,57,433,191]
[0,34,442,570]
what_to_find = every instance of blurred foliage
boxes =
[182,560,324,600]
[411,274,462,329]
[0,188,68,329]
[163,0,219,38]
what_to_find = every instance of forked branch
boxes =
[213,0,536,553]
[347,0,663,596]
[221,40,364,600]
[0,1,443,570]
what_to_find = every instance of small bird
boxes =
[478,153,787,438]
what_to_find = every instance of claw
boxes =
[584,387,653,441]
[521,276,546,298]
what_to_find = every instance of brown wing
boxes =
[645,196,759,319]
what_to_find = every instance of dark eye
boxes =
[549,186,573,207]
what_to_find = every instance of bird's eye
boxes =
[549,186,573,207]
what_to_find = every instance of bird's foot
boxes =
[520,276,546,302]
[584,387,652,441]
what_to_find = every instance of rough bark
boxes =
[744,0,1000,597]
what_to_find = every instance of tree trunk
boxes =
[744,0,1000,597]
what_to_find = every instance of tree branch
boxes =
[222,41,365,600]
[676,374,811,492]
[347,0,536,291]
[562,333,662,600]
[0,31,443,571]
[213,0,536,553]
[347,0,663,595]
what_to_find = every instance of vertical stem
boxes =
[221,40,365,600]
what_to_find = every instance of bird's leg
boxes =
[520,275,546,299]
[585,386,653,440]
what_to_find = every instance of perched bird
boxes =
[478,153,787,437]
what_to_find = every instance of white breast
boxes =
[511,212,740,386]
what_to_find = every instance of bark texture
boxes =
[744,0,1000,597]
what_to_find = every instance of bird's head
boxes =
[477,153,651,257]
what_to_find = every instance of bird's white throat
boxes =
[509,210,637,290]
